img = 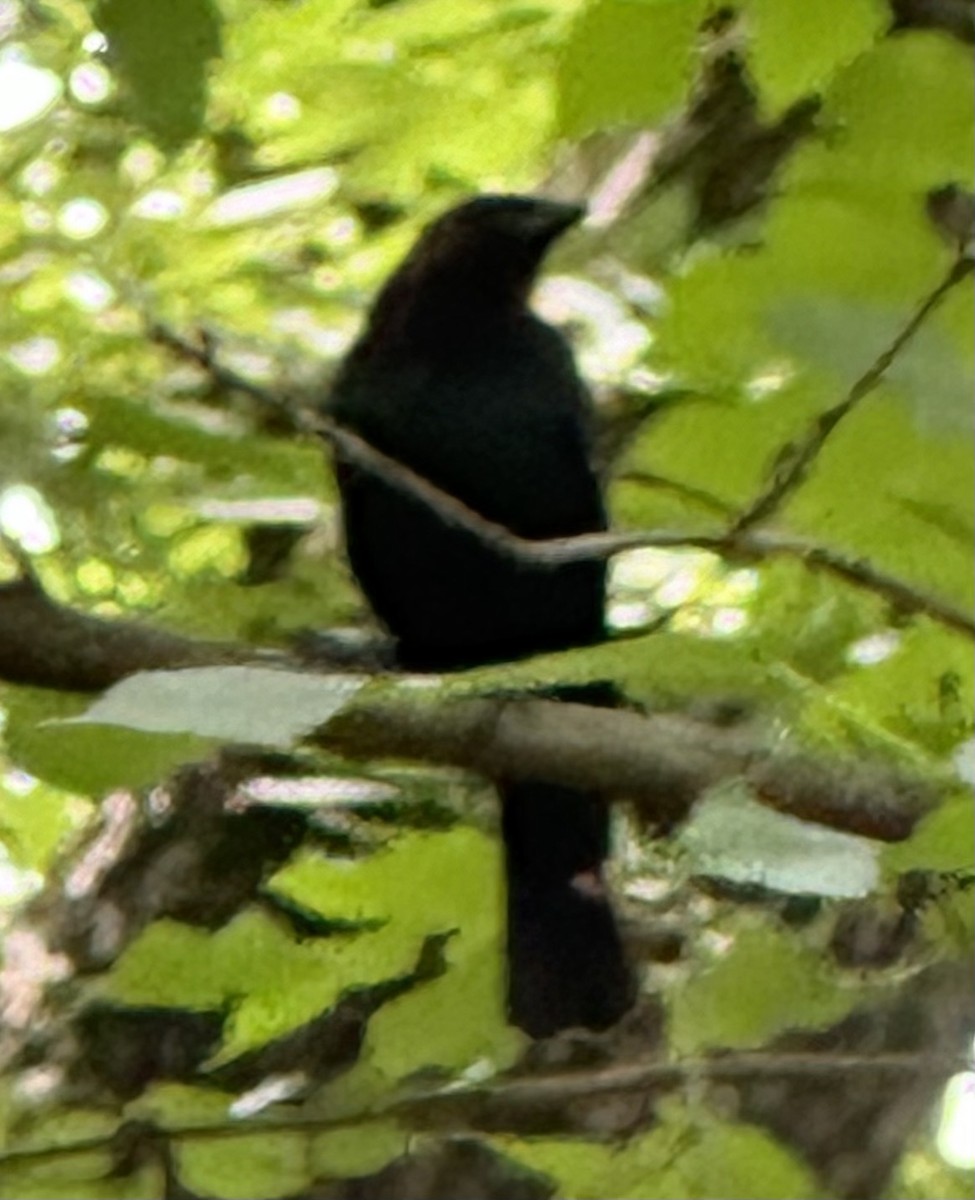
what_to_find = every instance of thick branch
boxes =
[0,575,255,691]
[321,695,934,841]
[0,574,936,840]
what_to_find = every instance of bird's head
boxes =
[367,194,585,342]
[431,194,583,255]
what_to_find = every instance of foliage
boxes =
[0,0,972,1198]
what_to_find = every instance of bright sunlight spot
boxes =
[69,62,112,104]
[20,158,58,196]
[130,189,187,221]
[847,631,901,665]
[0,57,62,132]
[7,337,60,376]
[203,167,339,227]
[536,275,651,381]
[0,484,61,553]
[64,270,115,312]
[57,197,109,239]
[936,1071,975,1169]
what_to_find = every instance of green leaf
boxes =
[503,1107,818,1199]
[126,1081,233,1126]
[310,1121,406,1180]
[744,559,885,684]
[0,779,85,872]
[274,829,521,1090]
[429,625,802,718]
[765,292,975,429]
[95,0,223,147]
[883,794,975,875]
[0,1162,160,1200]
[558,0,708,137]
[83,394,326,493]
[669,924,855,1053]
[2,686,211,793]
[786,398,975,616]
[352,939,518,1083]
[176,1131,311,1200]
[828,623,973,755]
[271,827,501,944]
[621,382,824,505]
[681,784,880,898]
[788,33,975,194]
[98,919,230,1011]
[742,0,887,116]
[98,908,422,1062]
[66,666,365,747]
[0,1110,157,1200]
[101,828,511,1062]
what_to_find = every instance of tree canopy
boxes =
[0,1,972,1198]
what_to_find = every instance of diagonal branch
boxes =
[741,533,975,637]
[150,323,975,638]
[729,254,975,535]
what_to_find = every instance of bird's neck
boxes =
[364,259,533,354]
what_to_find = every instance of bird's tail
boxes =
[500,778,634,1038]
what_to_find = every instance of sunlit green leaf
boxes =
[558,0,708,137]
[669,924,856,1053]
[742,0,887,116]
[883,793,975,875]
[2,686,211,793]
[504,1104,818,1199]
[310,1120,406,1180]
[0,779,86,872]
[176,1130,311,1200]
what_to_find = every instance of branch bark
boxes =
[0,575,257,691]
[0,571,937,841]
[320,694,935,841]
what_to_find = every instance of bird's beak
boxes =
[528,199,586,241]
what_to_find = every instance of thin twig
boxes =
[744,533,975,638]
[616,469,738,518]
[152,323,975,639]
[149,323,292,414]
[0,1051,960,1169]
[729,255,975,535]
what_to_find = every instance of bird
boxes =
[325,194,635,1037]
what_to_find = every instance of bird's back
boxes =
[329,313,607,670]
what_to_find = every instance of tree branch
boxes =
[320,694,935,841]
[0,574,259,691]
[0,570,937,840]
[742,532,975,637]
[151,323,975,638]
[0,1050,961,1171]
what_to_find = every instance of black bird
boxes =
[326,195,635,1037]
